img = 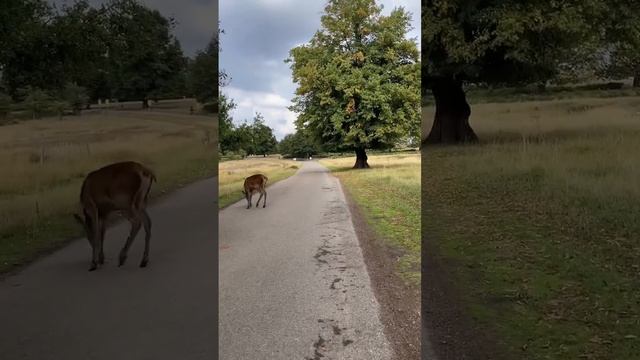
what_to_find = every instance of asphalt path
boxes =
[219,161,392,359]
[0,177,218,360]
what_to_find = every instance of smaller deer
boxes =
[73,161,156,271]
[242,174,268,209]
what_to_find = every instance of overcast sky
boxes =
[220,0,420,140]
[51,0,216,57]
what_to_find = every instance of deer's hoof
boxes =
[140,259,148,268]
[118,257,127,267]
[88,264,97,272]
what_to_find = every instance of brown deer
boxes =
[242,174,268,209]
[73,161,156,271]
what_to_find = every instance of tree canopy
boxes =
[422,0,640,144]
[597,0,640,87]
[190,33,218,105]
[287,0,420,168]
[0,0,215,115]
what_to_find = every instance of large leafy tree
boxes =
[288,0,420,168]
[50,1,108,100]
[0,0,57,98]
[422,0,620,144]
[0,0,49,67]
[597,1,640,87]
[190,34,218,104]
[101,0,185,108]
[248,113,278,156]
[218,92,238,154]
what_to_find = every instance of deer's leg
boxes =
[89,211,100,271]
[140,210,152,268]
[98,220,106,264]
[247,192,253,209]
[256,193,263,208]
[118,213,142,267]
[262,190,267,208]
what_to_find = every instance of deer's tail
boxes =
[134,168,156,210]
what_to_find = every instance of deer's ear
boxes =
[73,213,84,225]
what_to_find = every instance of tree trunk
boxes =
[633,71,640,88]
[142,98,149,109]
[353,147,370,169]
[424,77,478,145]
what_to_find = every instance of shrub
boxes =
[61,83,89,115]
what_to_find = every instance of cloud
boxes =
[224,87,297,139]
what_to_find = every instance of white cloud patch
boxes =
[224,87,297,139]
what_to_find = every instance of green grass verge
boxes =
[424,135,640,358]
[321,154,420,285]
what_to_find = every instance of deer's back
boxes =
[81,161,154,212]
[243,174,267,191]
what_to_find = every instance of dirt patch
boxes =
[342,187,421,360]
[422,237,511,360]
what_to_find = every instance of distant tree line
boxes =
[218,94,277,157]
[277,131,321,159]
[0,0,217,119]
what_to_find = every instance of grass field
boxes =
[320,154,420,285]
[0,105,216,274]
[218,157,299,208]
[423,96,640,359]
[422,82,640,106]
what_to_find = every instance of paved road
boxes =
[219,161,392,359]
[0,177,218,360]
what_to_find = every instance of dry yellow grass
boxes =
[0,109,216,272]
[423,96,640,199]
[218,157,299,208]
[423,96,640,142]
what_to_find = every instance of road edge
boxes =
[422,237,511,360]
[337,178,421,360]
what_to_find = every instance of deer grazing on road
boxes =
[73,161,156,271]
[242,174,268,209]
